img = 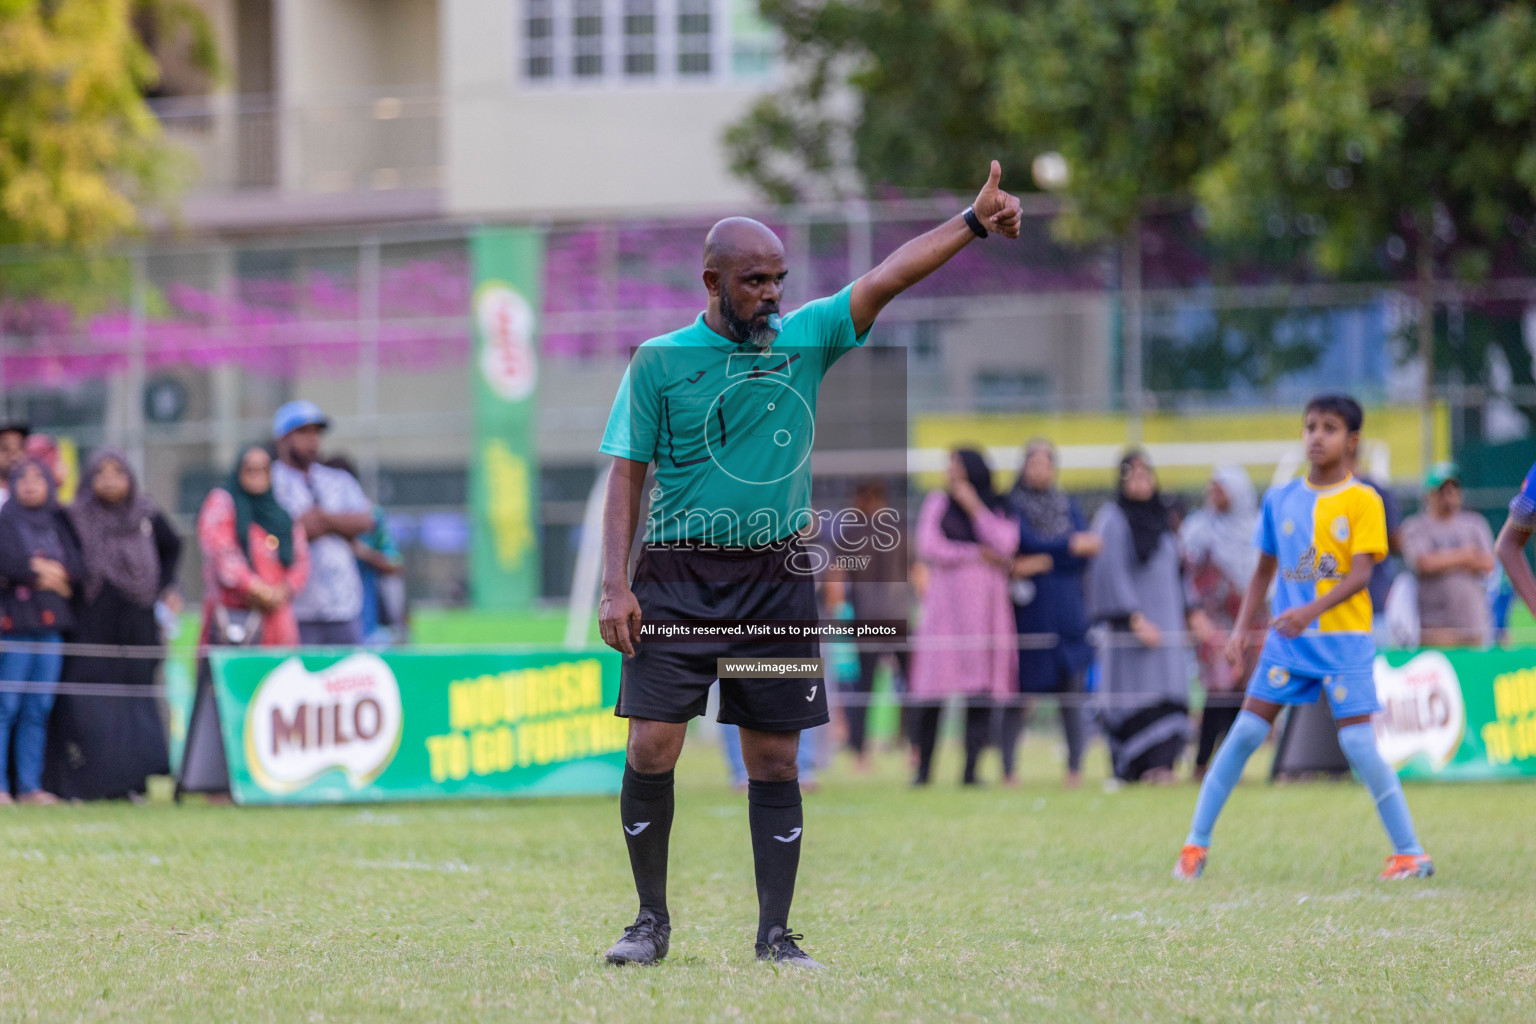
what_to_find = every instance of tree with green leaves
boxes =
[724,0,1016,205]
[731,1,1536,422]
[0,0,216,249]
[729,0,1243,238]
[1192,2,1536,432]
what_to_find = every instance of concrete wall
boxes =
[233,0,275,94]
[443,0,764,218]
[382,0,442,87]
[275,0,439,99]
[930,298,1114,412]
[276,0,377,100]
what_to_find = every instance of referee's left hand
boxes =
[599,585,643,656]
[974,160,1022,239]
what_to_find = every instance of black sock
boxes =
[620,763,674,922]
[747,778,802,945]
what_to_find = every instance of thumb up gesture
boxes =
[973,160,1022,238]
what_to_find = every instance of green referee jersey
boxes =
[599,282,871,545]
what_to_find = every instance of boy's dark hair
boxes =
[1305,393,1363,433]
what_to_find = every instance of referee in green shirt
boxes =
[598,161,1022,969]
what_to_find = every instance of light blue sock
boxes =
[1185,710,1270,847]
[1337,723,1424,856]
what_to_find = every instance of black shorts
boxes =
[617,541,830,732]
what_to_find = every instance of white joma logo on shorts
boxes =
[774,828,802,843]
[624,822,650,836]
[806,685,817,702]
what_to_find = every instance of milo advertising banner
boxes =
[1375,648,1536,781]
[469,226,544,609]
[200,649,625,804]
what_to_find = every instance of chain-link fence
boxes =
[2,202,1530,607]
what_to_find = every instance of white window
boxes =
[525,0,557,78]
[729,0,775,78]
[623,0,658,76]
[675,0,711,76]
[519,0,777,85]
[572,0,605,76]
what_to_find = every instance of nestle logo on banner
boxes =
[243,653,405,794]
[1373,652,1466,771]
[476,282,538,402]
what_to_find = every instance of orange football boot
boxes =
[1379,853,1435,880]
[1172,844,1208,880]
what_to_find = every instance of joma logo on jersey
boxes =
[1280,546,1340,583]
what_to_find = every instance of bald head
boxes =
[703,217,785,272]
[701,217,788,349]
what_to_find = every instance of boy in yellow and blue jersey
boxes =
[1174,395,1435,882]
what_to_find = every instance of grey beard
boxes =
[720,291,778,350]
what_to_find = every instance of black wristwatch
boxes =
[962,205,988,239]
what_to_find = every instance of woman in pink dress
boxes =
[909,448,1022,785]
[183,444,310,802]
[197,444,310,647]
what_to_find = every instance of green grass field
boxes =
[2,737,1532,1023]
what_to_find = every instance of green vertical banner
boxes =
[470,227,545,609]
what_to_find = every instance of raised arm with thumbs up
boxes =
[848,159,1023,334]
[973,159,1023,235]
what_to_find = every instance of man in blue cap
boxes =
[270,400,375,645]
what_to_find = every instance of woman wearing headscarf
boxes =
[0,458,84,804]
[1087,451,1208,783]
[1179,465,1260,780]
[180,446,309,801]
[1003,438,1102,787]
[197,444,310,648]
[908,448,1019,785]
[43,450,184,801]
[23,433,68,492]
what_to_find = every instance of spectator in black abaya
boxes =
[43,449,182,801]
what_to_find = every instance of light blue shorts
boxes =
[1245,658,1380,719]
